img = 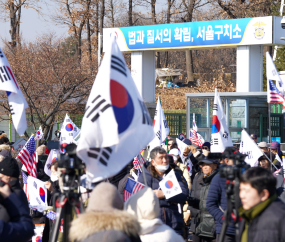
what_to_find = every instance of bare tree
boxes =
[0,35,95,139]
[0,0,40,47]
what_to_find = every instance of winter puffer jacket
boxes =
[195,170,218,239]
[206,174,235,236]
[138,164,189,236]
[124,187,184,242]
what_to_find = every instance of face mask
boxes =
[155,163,169,173]
[50,174,58,182]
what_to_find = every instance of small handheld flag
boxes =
[17,135,37,177]
[34,126,44,140]
[124,178,145,201]
[190,113,204,147]
[159,170,182,199]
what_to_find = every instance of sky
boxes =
[0,2,69,47]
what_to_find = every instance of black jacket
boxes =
[195,170,218,239]
[238,198,285,242]
[276,167,285,203]
[0,178,29,222]
[188,171,203,233]
[0,193,34,242]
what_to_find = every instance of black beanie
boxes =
[0,157,19,178]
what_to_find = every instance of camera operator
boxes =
[206,147,237,242]
[0,183,34,242]
[238,167,285,242]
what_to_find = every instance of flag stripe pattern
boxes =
[268,80,285,107]
[133,153,145,170]
[124,178,145,201]
[17,135,37,177]
[190,119,203,147]
[22,172,29,200]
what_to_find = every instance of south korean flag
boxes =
[77,34,154,183]
[60,114,81,149]
[0,48,28,136]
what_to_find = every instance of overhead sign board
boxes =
[103,16,285,52]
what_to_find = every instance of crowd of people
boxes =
[0,131,285,242]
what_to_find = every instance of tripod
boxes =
[50,171,84,242]
[218,176,241,242]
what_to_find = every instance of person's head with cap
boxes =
[258,142,269,153]
[202,142,210,151]
[169,148,182,164]
[198,158,218,176]
[270,142,281,157]
[183,138,192,146]
[0,157,19,183]
[250,134,257,143]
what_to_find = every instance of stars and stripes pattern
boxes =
[22,172,29,200]
[124,178,145,201]
[133,153,145,171]
[17,135,37,177]
[190,114,203,147]
[268,80,285,108]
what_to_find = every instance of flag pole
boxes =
[268,103,273,171]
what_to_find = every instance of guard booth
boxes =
[185,92,285,143]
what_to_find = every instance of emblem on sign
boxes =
[253,21,266,40]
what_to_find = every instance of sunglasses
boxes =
[202,146,209,150]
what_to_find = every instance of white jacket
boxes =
[124,187,184,242]
[140,218,184,242]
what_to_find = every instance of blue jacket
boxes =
[206,174,235,236]
[0,193,34,242]
[138,164,189,235]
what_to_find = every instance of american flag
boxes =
[268,79,285,108]
[22,172,29,200]
[124,178,145,201]
[190,115,204,147]
[17,135,37,177]
[133,154,145,171]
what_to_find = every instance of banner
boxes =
[77,35,154,183]
[0,48,28,135]
[27,176,47,208]
[149,95,170,151]
[211,88,233,152]
[159,170,182,199]
[103,17,277,52]
[239,130,263,167]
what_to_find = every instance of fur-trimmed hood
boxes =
[0,144,11,152]
[69,210,140,241]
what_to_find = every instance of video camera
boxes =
[208,149,250,181]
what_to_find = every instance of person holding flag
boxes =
[138,146,188,237]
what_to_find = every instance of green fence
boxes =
[259,113,284,142]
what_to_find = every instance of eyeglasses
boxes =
[202,147,209,150]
